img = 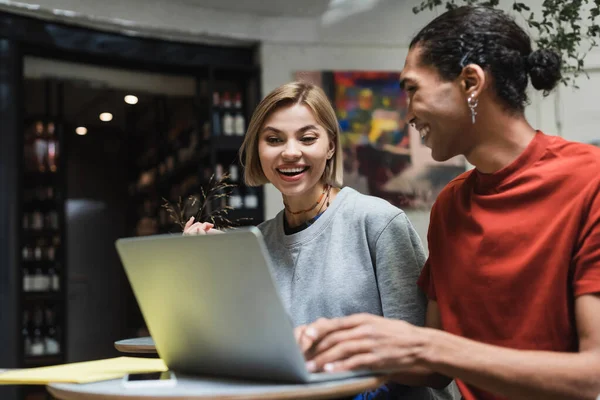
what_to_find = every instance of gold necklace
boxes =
[284,185,331,215]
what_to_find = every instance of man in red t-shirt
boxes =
[294,6,600,400]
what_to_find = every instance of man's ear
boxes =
[461,63,486,99]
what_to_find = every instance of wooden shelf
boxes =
[22,199,60,211]
[212,135,244,151]
[21,260,62,269]
[23,229,60,239]
[23,355,64,367]
[23,172,60,187]
[23,291,61,302]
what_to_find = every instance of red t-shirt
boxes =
[418,132,600,400]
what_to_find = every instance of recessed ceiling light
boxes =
[99,112,113,122]
[124,95,138,105]
[75,126,87,136]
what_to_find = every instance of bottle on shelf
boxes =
[22,310,32,356]
[229,187,243,209]
[46,243,56,262]
[23,266,33,292]
[30,306,45,356]
[44,307,60,355]
[229,165,239,183]
[244,187,259,210]
[215,164,224,181]
[46,210,59,230]
[47,122,59,173]
[212,92,221,137]
[34,240,43,261]
[48,267,60,291]
[233,93,245,136]
[221,92,234,136]
[32,267,50,292]
[22,245,32,262]
[33,121,47,173]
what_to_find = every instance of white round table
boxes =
[48,374,388,400]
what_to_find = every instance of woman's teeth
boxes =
[278,167,308,176]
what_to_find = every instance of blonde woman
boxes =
[185,82,453,400]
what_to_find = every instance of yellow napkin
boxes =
[0,356,167,385]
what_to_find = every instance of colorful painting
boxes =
[295,71,466,210]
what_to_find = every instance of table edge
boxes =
[47,375,389,400]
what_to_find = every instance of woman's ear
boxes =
[327,138,335,160]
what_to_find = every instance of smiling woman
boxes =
[185,82,455,399]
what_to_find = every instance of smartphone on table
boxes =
[122,371,177,388]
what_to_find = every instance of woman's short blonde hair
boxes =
[239,81,344,188]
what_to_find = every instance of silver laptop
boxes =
[115,227,374,383]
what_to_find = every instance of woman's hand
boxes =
[183,217,223,235]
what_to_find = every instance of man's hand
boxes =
[300,313,429,374]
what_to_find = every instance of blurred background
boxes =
[0,1,598,399]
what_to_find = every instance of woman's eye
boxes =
[406,86,416,93]
[301,136,317,143]
[266,137,282,144]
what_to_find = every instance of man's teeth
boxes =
[419,126,430,139]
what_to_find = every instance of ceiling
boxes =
[177,0,330,17]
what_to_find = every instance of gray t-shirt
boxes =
[258,187,455,400]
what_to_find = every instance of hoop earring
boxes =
[467,94,478,125]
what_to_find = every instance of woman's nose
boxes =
[281,141,301,159]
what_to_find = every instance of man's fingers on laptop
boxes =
[305,314,371,346]
[321,353,380,373]
[307,323,373,360]
[294,325,306,342]
[305,340,377,372]
[295,325,317,354]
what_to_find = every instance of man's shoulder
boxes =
[546,134,600,168]
[434,169,473,207]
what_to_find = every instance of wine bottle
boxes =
[233,93,245,136]
[212,92,221,136]
[229,187,243,209]
[222,92,234,136]
[44,307,60,355]
[234,112,245,136]
[47,122,59,173]
[49,267,60,291]
[30,307,45,356]
[229,165,239,182]
[223,112,234,136]
[244,187,259,209]
[33,121,47,172]
[23,267,32,292]
[22,310,32,356]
